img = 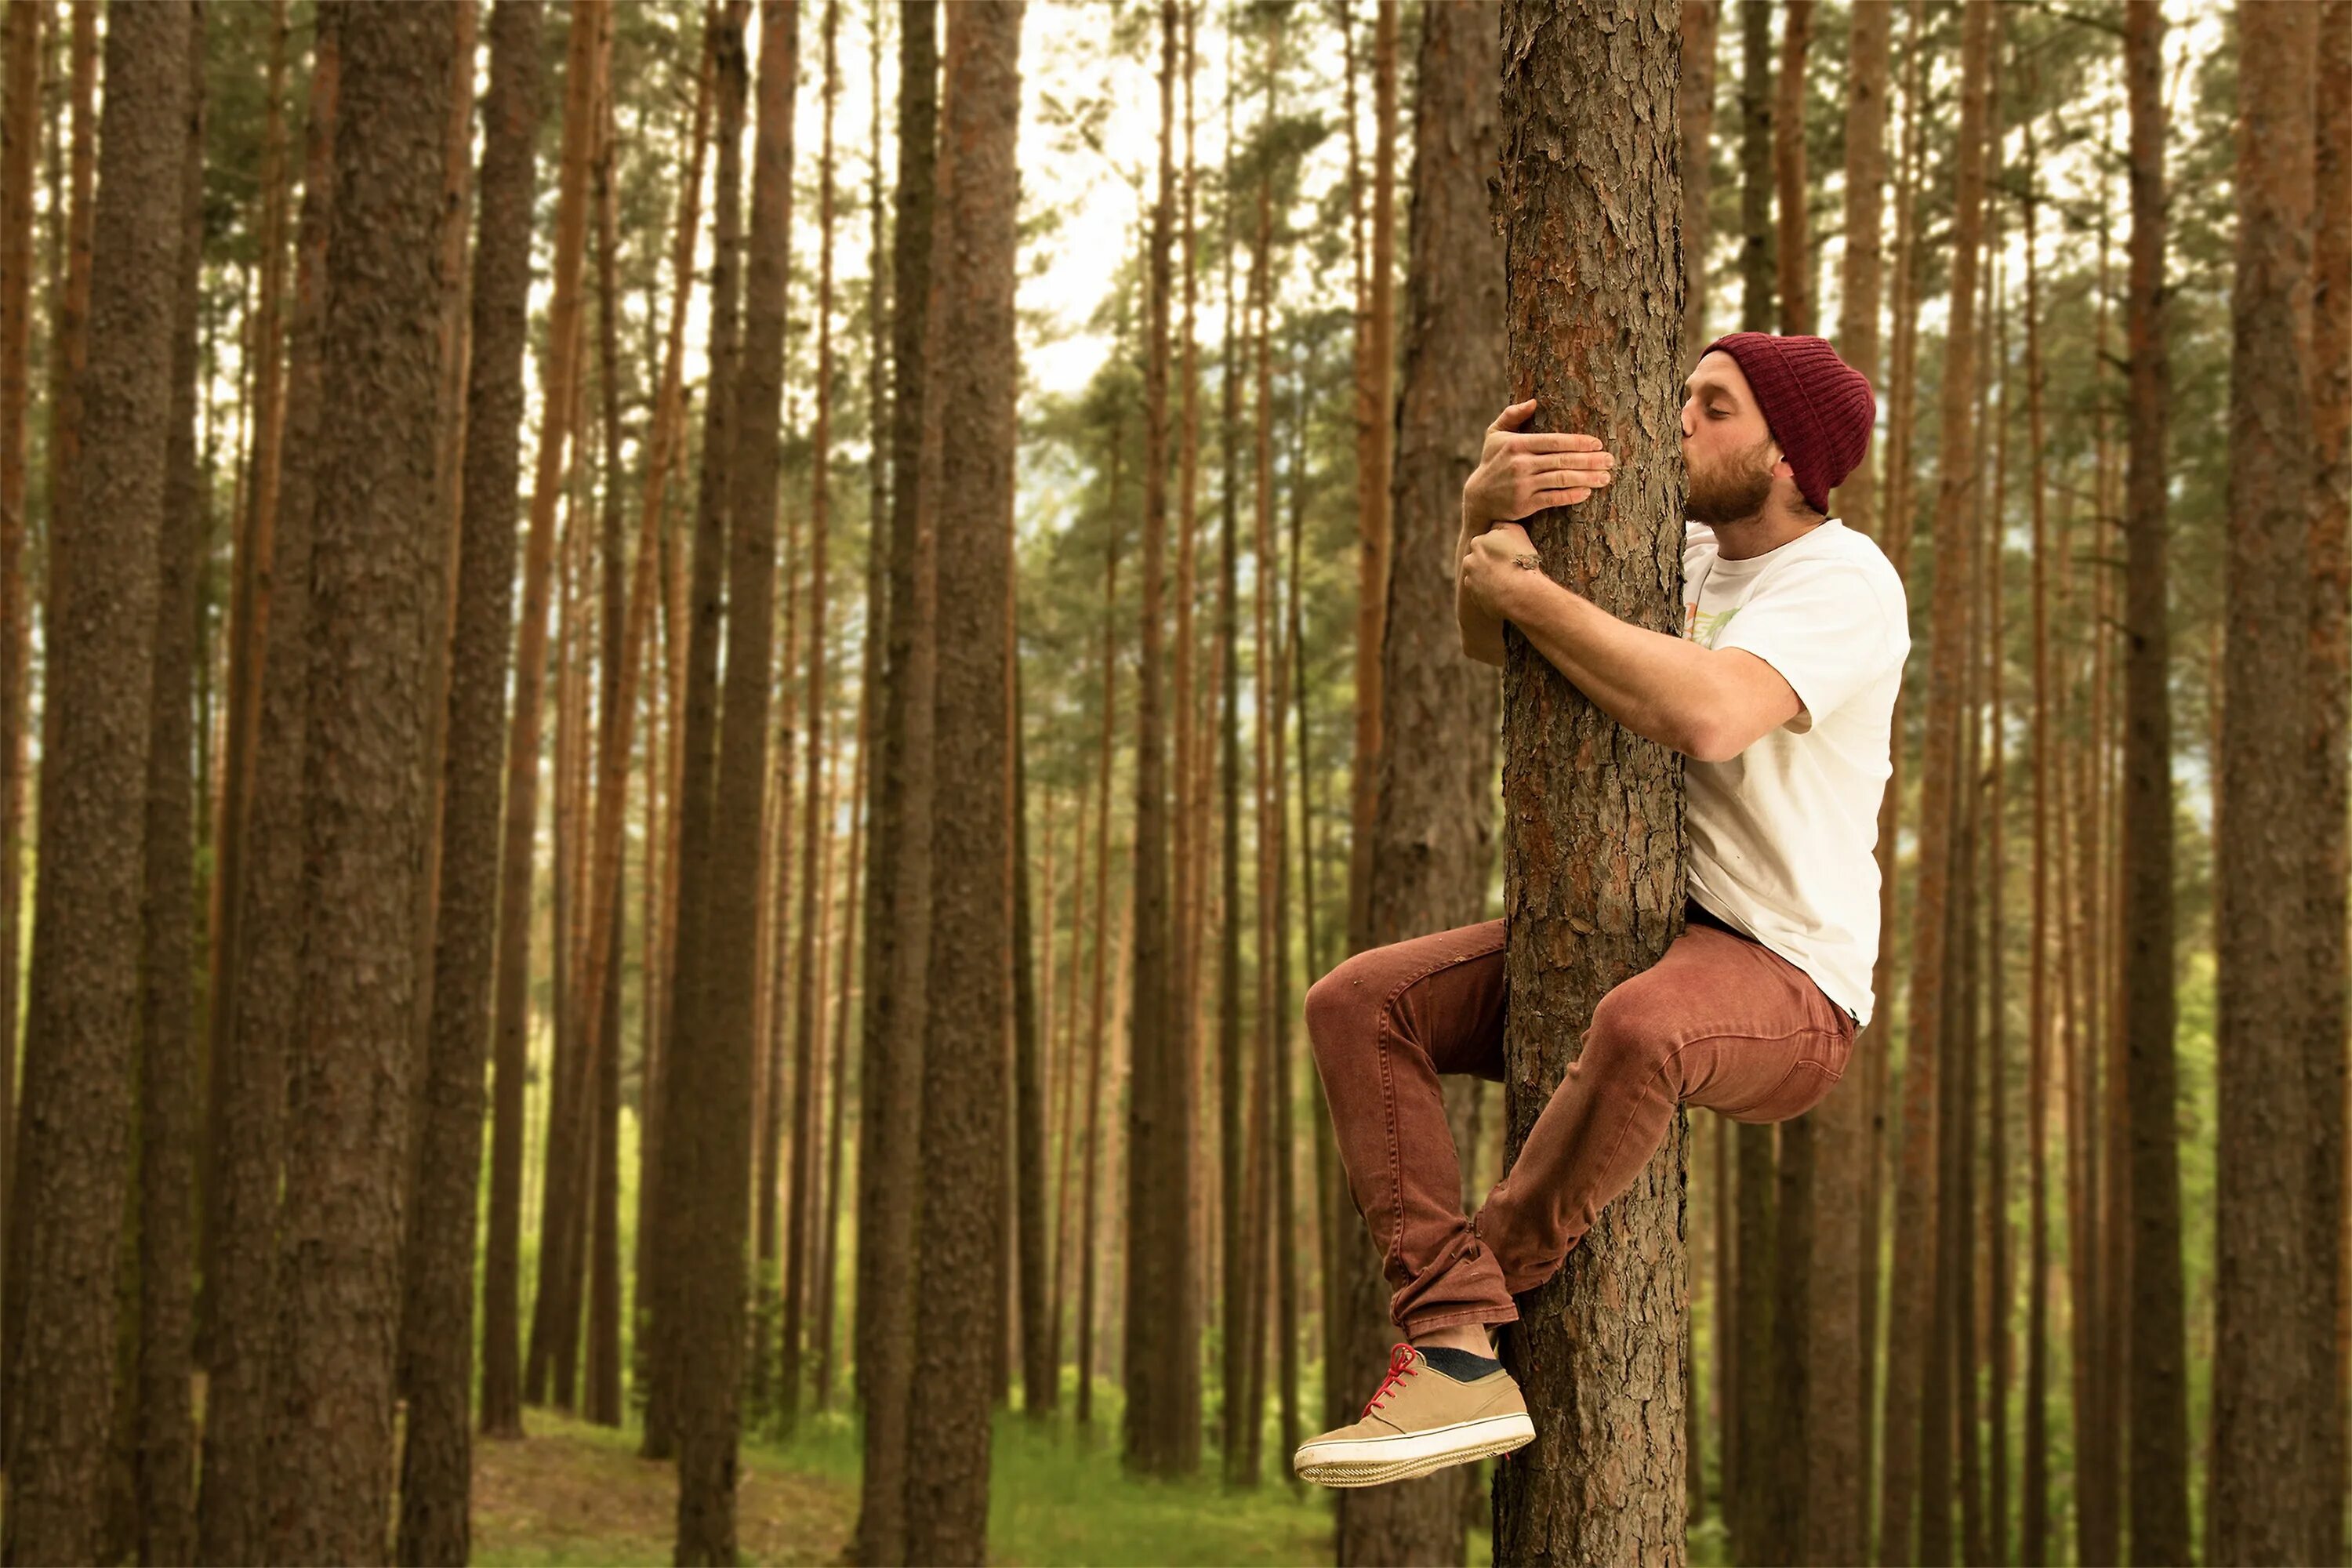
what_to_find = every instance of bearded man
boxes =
[1294,333,1906,1489]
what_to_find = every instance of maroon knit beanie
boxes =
[1700,332,1877,514]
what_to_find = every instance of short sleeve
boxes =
[1711,560,1902,734]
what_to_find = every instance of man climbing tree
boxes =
[1295,7,1905,1563]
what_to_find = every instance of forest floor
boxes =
[473,1403,1340,1566]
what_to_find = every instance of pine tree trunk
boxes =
[1013,663,1054,1420]
[1770,0,1809,336]
[2119,6,2190,1559]
[0,5,187,1557]
[484,0,605,1438]
[673,0,797,1554]
[394,1,546,1555]
[2310,10,2352,1565]
[1737,0,1770,332]
[0,0,34,1415]
[2214,4,2324,1561]
[1679,0,1716,354]
[1335,2,1501,1556]
[1491,5,1688,1561]
[1080,476,1120,1436]
[902,6,1021,1559]
[1878,8,1991,1561]
[2020,109,2054,1568]
[132,17,205,1558]
[1215,20,1247,1472]
[1343,0,1395,961]
[1121,0,1196,1480]
[781,0,840,1437]
[851,2,936,1552]
[818,695,866,1411]
[194,14,336,1552]
[263,4,452,1556]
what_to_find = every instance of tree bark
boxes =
[0,5,186,1558]
[2120,6,2190,1561]
[263,4,452,1557]
[394,0,546,1556]
[1335,2,1501,1558]
[1878,7,1991,1561]
[673,0,795,1555]
[1737,0,1770,333]
[1679,0,1715,357]
[2214,3,2324,1562]
[1491,4,1688,1562]
[902,5,1022,1559]
[851,2,936,1553]
[1770,0,1809,336]
[1345,0,1397,962]
[483,0,604,1439]
[194,12,336,1552]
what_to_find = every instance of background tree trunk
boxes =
[1491,5,1688,1562]
[0,5,187,1557]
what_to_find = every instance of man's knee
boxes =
[1581,979,1678,1087]
[1304,954,1379,1071]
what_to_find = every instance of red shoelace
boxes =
[1363,1341,1421,1419]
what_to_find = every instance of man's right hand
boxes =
[1461,398,1616,532]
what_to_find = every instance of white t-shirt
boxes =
[1679,517,1909,1029]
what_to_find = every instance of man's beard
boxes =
[1685,434,1776,525]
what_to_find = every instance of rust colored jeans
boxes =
[1304,904,1857,1334]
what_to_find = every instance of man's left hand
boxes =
[1460,521,1545,623]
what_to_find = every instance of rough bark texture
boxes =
[901,5,1022,1561]
[673,0,795,1555]
[1334,2,1501,1558]
[260,5,452,1559]
[195,13,336,1555]
[1491,5,1688,1563]
[851,2,935,1553]
[132,13,205,1559]
[645,0,746,1465]
[1797,7,1886,1563]
[2213,4,2322,1563]
[1678,0,1715,357]
[2120,6,2190,1562]
[0,0,36,1321]
[2310,10,2352,1565]
[1120,0,1196,1481]
[0,5,186,1559]
[1877,8,1990,1562]
[394,2,543,1556]
[482,0,602,1439]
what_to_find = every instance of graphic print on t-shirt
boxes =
[1682,599,1741,649]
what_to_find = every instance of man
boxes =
[1293,332,1906,1488]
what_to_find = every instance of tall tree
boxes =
[1337,0,1503,1557]
[1771,0,1809,335]
[1490,2,1686,1560]
[851,1,936,1553]
[1878,6,1991,1561]
[0,4,187,1557]
[196,11,337,1553]
[646,0,748,1465]
[673,0,797,1554]
[0,0,38,1315]
[395,0,548,1556]
[262,2,453,1556]
[483,0,604,1437]
[2020,103,2054,1568]
[2214,2,2325,1562]
[1679,0,1716,355]
[132,10,205,1558]
[2311,7,2352,1563]
[1737,0,1770,333]
[1343,0,1396,960]
[902,3,1022,1559]
[2119,5,2190,1561]
[782,0,840,1436]
[1121,0,1198,1481]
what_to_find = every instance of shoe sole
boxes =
[1291,1412,1536,1488]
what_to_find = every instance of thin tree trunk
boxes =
[2121,6,2190,1559]
[851,2,936,1553]
[2213,4,2324,1562]
[1491,5,1687,1561]
[263,4,453,1556]
[1771,0,1809,336]
[902,7,1021,1559]
[484,0,605,1438]
[0,5,187,1557]
[1737,0,1770,333]
[395,0,550,1555]
[1337,0,1501,1555]
[194,13,335,1552]
[1679,0,1716,355]
[817,688,866,1410]
[1080,487,1120,1434]
[1343,0,1396,961]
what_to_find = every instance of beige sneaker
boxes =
[1292,1341,1535,1488]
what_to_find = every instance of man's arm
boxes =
[1457,507,1508,666]
[1461,525,1800,760]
